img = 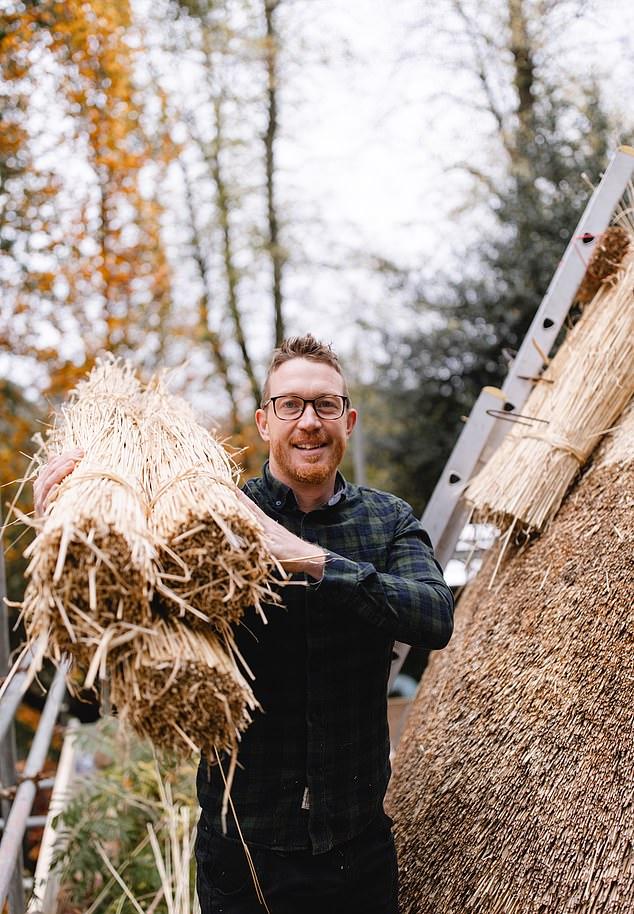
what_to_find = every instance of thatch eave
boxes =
[389,401,634,914]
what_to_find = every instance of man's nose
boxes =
[297,403,322,429]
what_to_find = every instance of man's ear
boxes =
[255,407,270,442]
[345,407,358,438]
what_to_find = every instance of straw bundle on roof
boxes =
[388,400,634,914]
[575,225,630,304]
[142,379,278,633]
[21,359,156,672]
[465,228,634,533]
[110,620,259,758]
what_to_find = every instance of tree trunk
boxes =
[263,0,285,346]
[180,160,241,433]
[508,0,536,179]
[195,31,262,407]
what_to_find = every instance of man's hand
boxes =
[33,448,84,517]
[235,488,326,581]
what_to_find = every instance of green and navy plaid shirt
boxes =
[197,462,453,854]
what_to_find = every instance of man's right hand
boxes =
[33,448,84,517]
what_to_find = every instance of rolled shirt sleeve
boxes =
[316,504,454,649]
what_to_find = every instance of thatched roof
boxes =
[388,400,634,914]
[465,229,634,535]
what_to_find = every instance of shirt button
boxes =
[275,500,282,506]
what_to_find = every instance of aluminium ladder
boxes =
[389,145,634,688]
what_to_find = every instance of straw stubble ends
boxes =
[20,357,280,761]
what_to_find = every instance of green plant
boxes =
[52,717,198,914]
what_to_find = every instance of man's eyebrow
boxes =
[270,392,344,397]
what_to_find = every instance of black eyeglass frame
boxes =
[261,395,350,420]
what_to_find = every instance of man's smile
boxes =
[292,441,328,451]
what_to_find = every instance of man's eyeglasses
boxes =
[262,395,349,420]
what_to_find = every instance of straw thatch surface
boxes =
[466,232,634,534]
[388,400,634,914]
[21,359,157,672]
[110,620,259,758]
[143,379,278,633]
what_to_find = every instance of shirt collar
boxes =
[262,461,348,511]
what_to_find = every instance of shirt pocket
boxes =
[195,819,256,898]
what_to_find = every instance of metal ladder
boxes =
[390,144,634,687]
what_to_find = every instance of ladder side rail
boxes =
[0,666,67,912]
[27,718,80,914]
[0,526,25,914]
[0,657,35,746]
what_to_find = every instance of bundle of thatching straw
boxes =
[465,222,634,533]
[110,621,259,758]
[143,379,278,636]
[389,399,634,914]
[21,360,157,672]
[19,357,278,758]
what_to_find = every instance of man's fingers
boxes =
[43,449,83,473]
[37,450,84,489]
[34,449,84,516]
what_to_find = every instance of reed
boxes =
[18,359,279,758]
[110,620,259,758]
[575,224,630,304]
[466,227,634,533]
[21,358,156,674]
[389,401,634,914]
[141,378,279,637]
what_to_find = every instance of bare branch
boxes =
[449,0,508,146]
[179,157,241,432]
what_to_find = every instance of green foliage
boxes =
[53,718,197,914]
[365,81,614,517]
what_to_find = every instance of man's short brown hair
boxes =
[262,334,348,404]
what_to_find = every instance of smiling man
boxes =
[194,334,454,914]
[33,335,453,914]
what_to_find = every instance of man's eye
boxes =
[280,398,301,410]
[317,398,338,410]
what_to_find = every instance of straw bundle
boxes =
[465,230,634,533]
[18,358,281,759]
[388,400,634,914]
[142,379,278,633]
[110,620,259,758]
[575,225,630,304]
[21,359,156,672]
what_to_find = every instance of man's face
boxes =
[255,358,357,488]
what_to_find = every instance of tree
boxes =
[364,0,614,516]
[263,0,285,346]
[0,1,176,628]
[1,1,174,398]
[160,0,288,416]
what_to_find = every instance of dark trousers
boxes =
[195,811,399,914]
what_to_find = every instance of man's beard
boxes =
[270,436,346,485]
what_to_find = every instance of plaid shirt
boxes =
[197,462,453,854]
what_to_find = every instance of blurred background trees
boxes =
[1,0,630,586]
[363,0,615,513]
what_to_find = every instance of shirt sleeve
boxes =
[315,503,454,649]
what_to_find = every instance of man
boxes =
[34,335,454,914]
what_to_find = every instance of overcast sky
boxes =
[4,0,633,398]
[271,0,633,347]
